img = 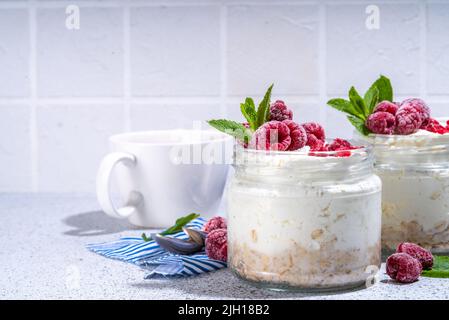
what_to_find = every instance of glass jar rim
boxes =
[233,140,374,181]
[239,139,372,159]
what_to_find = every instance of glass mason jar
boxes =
[226,145,382,291]
[356,127,449,253]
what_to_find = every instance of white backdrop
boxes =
[0,0,448,192]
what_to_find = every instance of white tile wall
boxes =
[36,7,124,97]
[37,104,123,192]
[0,105,31,192]
[0,9,29,97]
[130,6,221,97]
[227,4,319,96]
[0,0,448,193]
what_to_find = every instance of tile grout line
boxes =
[318,1,327,127]
[123,4,131,132]
[29,0,38,192]
[419,1,427,100]
[219,4,228,119]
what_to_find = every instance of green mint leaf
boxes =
[371,75,393,103]
[207,119,252,144]
[327,98,365,120]
[142,232,151,242]
[142,213,201,242]
[364,85,380,115]
[349,86,368,118]
[347,115,370,136]
[422,256,449,278]
[240,97,257,131]
[256,84,274,128]
[161,213,200,236]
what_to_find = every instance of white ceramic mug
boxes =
[96,130,233,227]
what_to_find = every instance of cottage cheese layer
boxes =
[356,123,449,253]
[227,150,382,290]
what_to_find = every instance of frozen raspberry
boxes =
[302,122,326,148]
[282,120,307,151]
[205,228,227,262]
[309,139,327,151]
[327,138,353,151]
[422,118,448,135]
[386,253,422,283]
[401,98,430,125]
[373,101,398,115]
[269,100,293,122]
[366,111,396,134]
[396,242,433,270]
[249,121,291,151]
[395,105,424,135]
[203,216,227,233]
[326,138,360,157]
[308,139,329,157]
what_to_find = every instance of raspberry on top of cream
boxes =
[327,75,449,137]
[208,84,362,157]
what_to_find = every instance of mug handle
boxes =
[96,152,143,219]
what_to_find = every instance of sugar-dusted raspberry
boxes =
[366,111,396,134]
[326,138,360,157]
[373,101,398,115]
[249,121,291,151]
[205,228,227,262]
[203,216,227,233]
[386,253,422,283]
[270,100,293,122]
[309,138,327,151]
[421,118,448,135]
[302,122,326,148]
[395,105,424,135]
[327,138,352,151]
[282,120,307,151]
[401,98,430,125]
[396,242,433,270]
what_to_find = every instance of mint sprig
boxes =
[421,256,449,278]
[208,84,274,142]
[142,213,200,242]
[256,84,274,128]
[327,75,393,136]
[207,119,252,144]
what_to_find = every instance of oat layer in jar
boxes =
[357,126,449,253]
[226,145,382,291]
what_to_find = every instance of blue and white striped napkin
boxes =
[86,217,227,278]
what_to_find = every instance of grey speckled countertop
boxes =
[0,193,448,300]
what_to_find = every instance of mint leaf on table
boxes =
[256,84,274,128]
[422,256,449,278]
[240,97,257,131]
[141,213,200,242]
[207,119,252,144]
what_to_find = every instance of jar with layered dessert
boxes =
[356,122,449,254]
[226,145,382,291]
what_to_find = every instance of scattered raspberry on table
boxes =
[386,252,422,283]
[205,228,227,262]
[396,242,433,270]
[203,216,227,233]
